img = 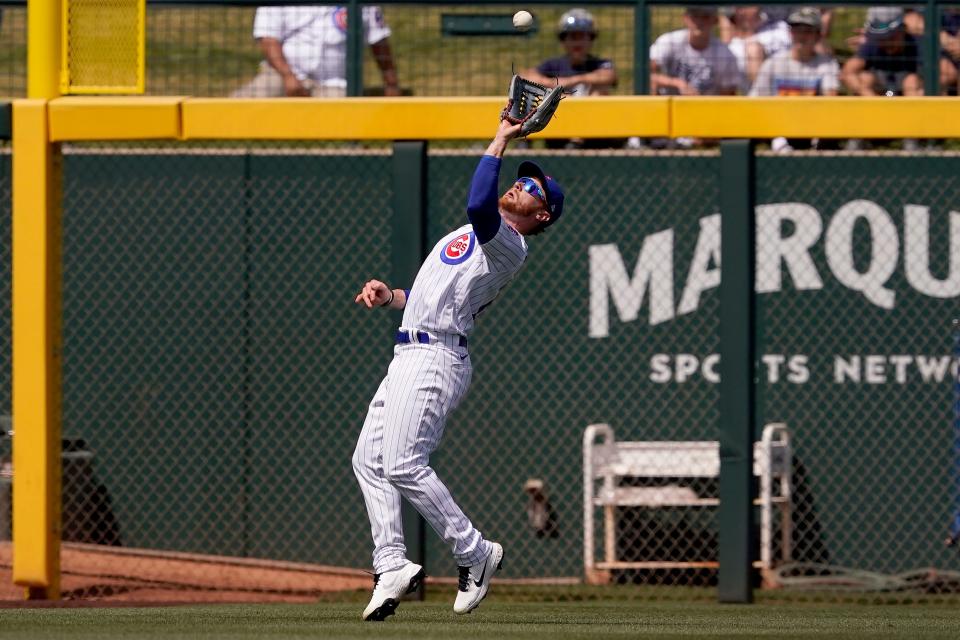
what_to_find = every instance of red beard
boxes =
[499,192,539,217]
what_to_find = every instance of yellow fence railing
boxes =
[36,96,960,141]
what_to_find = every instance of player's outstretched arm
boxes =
[354,279,406,310]
[464,120,523,244]
[484,119,523,159]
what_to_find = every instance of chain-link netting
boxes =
[426,151,721,596]
[755,153,960,602]
[4,142,960,605]
[0,145,10,551]
[0,3,958,101]
[0,7,26,97]
[63,0,143,93]
[152,3,639,98]
[45,145,393,598]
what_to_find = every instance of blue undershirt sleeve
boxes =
[465,155,503,244]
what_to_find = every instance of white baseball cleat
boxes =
[362,562,425,621]
[453,542,503,614]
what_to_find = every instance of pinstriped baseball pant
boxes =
[352,342,491,574]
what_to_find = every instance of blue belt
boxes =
[396,329,467,348]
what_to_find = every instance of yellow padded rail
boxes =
[672,97,960,139]
[38,96,960,141]
[48,96,181,140]
[180,97,670,140]
[12,100,62,598]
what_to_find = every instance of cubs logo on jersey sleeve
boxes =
[440,232,476,265]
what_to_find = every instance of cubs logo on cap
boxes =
[440,232,475,265]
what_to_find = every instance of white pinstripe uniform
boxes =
[352,220,527,574]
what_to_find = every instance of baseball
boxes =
[513,10,534,31]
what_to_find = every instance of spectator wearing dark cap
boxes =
[522,8,621,149]
[750,8,839,97]
[649,6,740,96]
[750,7,840,153]
[841,7,922,97]
[888,7,960,95]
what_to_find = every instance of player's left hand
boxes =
[355,279,392,308]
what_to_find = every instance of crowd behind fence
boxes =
[0,2,959,102]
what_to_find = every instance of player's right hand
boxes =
[497,118,523,141]
[355,279,391,308]
[283,74,310,97]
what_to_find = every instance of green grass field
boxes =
[3,599,960,639]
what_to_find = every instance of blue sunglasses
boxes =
[516,177,547,204]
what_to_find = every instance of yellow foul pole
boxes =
[28,0,62,99]
[14,0,63,599]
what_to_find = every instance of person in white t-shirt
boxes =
[749,7,840,152]
[750,8,838,97]
[650,6,741,96]
[724,6,767,94]
[723,6,831,90]
[233,5,399,98]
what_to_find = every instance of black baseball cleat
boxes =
[362,563,425,621]
[453,542,503,614]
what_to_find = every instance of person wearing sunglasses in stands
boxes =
[351,116,565,621]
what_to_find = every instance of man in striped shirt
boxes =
[352,119,565,621]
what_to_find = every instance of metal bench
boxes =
[583,422,792,586]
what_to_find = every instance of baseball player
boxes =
[352,118,565,621]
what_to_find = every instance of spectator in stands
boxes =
[522,8,620,149]
[941,8,960,95]
[842,7,923,151]
[881,7,960,95]
[648,7,739,148]
[751,8,839,98]
[841,7,922,97]
[724,6,767,94]
[750,7,840,152]
[233,5,399,98]
[723,6,834,78]
[650,6,740,96]
[523,8,617,96]
[746,7,793,86]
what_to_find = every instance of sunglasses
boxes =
[516,177,547,204]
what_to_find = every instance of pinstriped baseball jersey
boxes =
[402,221,527,337]
[353,153,560,582]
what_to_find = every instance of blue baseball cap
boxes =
[518,160,565,227]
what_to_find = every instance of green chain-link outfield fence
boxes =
[2,145,960,603]
[756,155,960,598]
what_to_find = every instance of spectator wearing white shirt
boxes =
[725,6,766,93]
[650,6,741,96]
[749,7,840,152]
[233,5,399,98]
[749,8,839,98]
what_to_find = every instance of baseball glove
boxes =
[500,74,565,137]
